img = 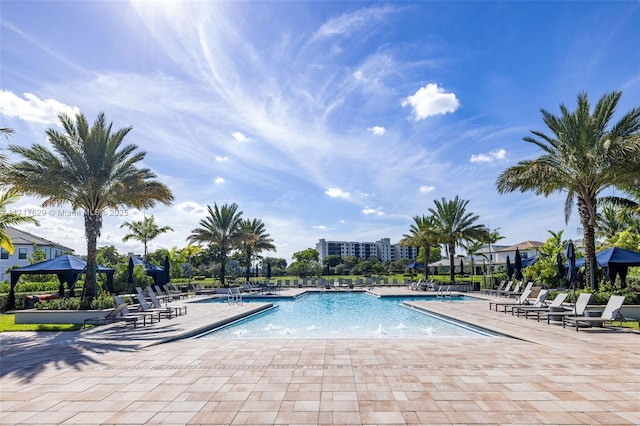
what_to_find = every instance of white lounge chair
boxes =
[513,292,569,319]
[562,295,626,331]
[489,284,534,312]
[541,292,592,325]
[147,286,187,316]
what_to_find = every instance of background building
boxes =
[316,238,418,263]
[1,227,74,282]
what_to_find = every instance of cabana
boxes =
[8,255,114,309]
[575,247,640,287]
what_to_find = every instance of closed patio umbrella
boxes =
[514,248,523,280]
[556,252,565,286]
[566,241,578,292]
[127,257,134,285]
[506,255,513,280]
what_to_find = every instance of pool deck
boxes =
[1,288,639,425]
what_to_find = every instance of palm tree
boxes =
[187,203,243,287]
[238,218,276,281]
[496,92,640,289]
[0,190,40,254]
[484,228,506,287]
[460,239,485,287]
[6,112,174,300]
[400,215,439,281]
[121,215,173,262]
[429,196,489,283]
[0,127,14,170]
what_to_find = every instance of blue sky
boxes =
[1,1,639,263]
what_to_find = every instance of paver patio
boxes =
[1,288,639,425]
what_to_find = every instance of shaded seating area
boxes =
[8,255,115,309]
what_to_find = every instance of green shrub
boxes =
[0,281,62,294]
[36,298,81,310]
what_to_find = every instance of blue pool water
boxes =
[198,292,500,339]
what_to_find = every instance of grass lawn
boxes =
[0,314,82,332]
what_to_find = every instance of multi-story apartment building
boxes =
[316,238,418,263]
[0,227,73,282]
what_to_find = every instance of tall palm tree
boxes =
[429,196,489,283]
[484,227,506,287]
[460,239,485,286]
[0,190,40,254]
[400,214,439,281]
[6,112,174,300]
[496,92,640,289]
[120,215,173,262]
[238,218,276,281]
[187,203,243,287]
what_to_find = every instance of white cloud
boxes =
[470,149,507,163]
[401,83,460,121]
[325,188,351,199]
[0,90,80,124]
[419,185,435,193]
[232,131,250,142]
[215,155,229,162]
[312,225,327,230]
[362,207,385,216]
[176,201,207,216]
[309,5,397,43]
[214,176,225,184]
[369,125,386,135]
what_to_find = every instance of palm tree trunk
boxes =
[448,242,456,283]
[84,212,102,301]
[422,244,429,281]
[220,249,227,287]
[578,197,598,290]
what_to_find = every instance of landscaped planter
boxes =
[14,309,111,324]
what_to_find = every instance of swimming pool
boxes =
[197,292,501,339]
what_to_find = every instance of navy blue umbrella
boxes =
[164,256,171,285]
[514,248,524,280]
[566,241,578,290]
[506,255,513,280]
[556,252,565,280]
[127,257,135,290]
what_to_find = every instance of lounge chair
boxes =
[83,303,139,329]
[513,292,569,319]
[562,295,626,331]
[409,279,422,291]
[418,280,435,291]
[113,295,159,325]
[146,286,187,316]
[540,292,592,325]
[502,281,524,298]
[493,281,515,297]
[483,280,507,296]
[489,285,534,312]
[503,288,549,314]
[135,287,181,319]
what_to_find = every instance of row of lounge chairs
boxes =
[83,284,189,329]
[487,285,630,331]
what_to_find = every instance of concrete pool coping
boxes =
[2,287,639,425]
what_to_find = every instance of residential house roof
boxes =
[497,241,544,252]
[5,227,74,252]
